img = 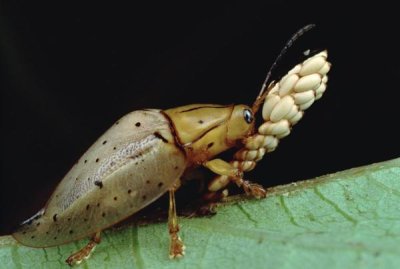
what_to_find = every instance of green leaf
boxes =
[1,158,399,269]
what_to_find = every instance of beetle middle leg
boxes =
[204,159,266,198]
[66,231,101,266]
[168,188,185,258]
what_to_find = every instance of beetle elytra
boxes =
[12,24,331,265]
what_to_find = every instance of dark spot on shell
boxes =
[46,231,49,235]
[146,180,151,184]
[130,154,139,160]
[116,121,120,125]
[86,204,90,210]
[113,147,117,150]
[128,189,132,194]
[207,142,214,149]
[31,235,35,239]
[54,236,57,240]
[69,230,73,234]
[67,218,71,221]
[113,196,118,201]
[94,180,103,188]
[135,122,141,127]
[97,203,100,207]
[110,161,115,166]
[102,212,106,217]
[198,120,204,124]
[154,132,168,143]
[88,177,91,181]
[142,195,147,200]
[102,140,107,145]
[174,166,179,170]
[84,218,88,222]
[96,158,100,163]
[158,182,164,188]
[53,214,58,222]
[75,177,79,181]
[135,162,138,165]
[84,160,88,163]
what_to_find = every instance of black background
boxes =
[1,1,399,235]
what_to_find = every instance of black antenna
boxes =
[252,24,316,113]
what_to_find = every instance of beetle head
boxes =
[164,104,254,163]
[226,104,254,142]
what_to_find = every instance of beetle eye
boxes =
[243,109,253,124]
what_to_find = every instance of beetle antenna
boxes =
[252,24,316,113]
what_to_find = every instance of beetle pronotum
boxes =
[12,24,331,265]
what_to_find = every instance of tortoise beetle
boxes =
[12,24,331,265]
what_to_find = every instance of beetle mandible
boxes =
[12,24,331,265]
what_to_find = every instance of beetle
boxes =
[12,24,331,265]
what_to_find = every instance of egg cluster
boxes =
[209,51,331,192]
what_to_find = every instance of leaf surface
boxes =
[1,158,399,269]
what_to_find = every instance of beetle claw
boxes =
[169,236,185,259]
[197,203,218,216]
[242,181,267,199]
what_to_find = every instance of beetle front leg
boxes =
[231,176,267,198]
[66,231,101,266]
[204,159,266,199]
[168,188,185,259]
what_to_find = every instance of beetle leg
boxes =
[204,159,266,199]
[204,158,243,178]
[231,176,266,198]
[66,231,101,266]
[168,188,185,259]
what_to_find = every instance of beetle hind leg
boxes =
[66,231,101,266]
[168,189,185,259]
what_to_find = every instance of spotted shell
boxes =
[13,109,186,247]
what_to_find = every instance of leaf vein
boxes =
[279,196,302,228]
[235,203,258,226]
[368,175,400,197]
[131,227,144,269]
[313,187,357,225]
[11,245,22,269]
